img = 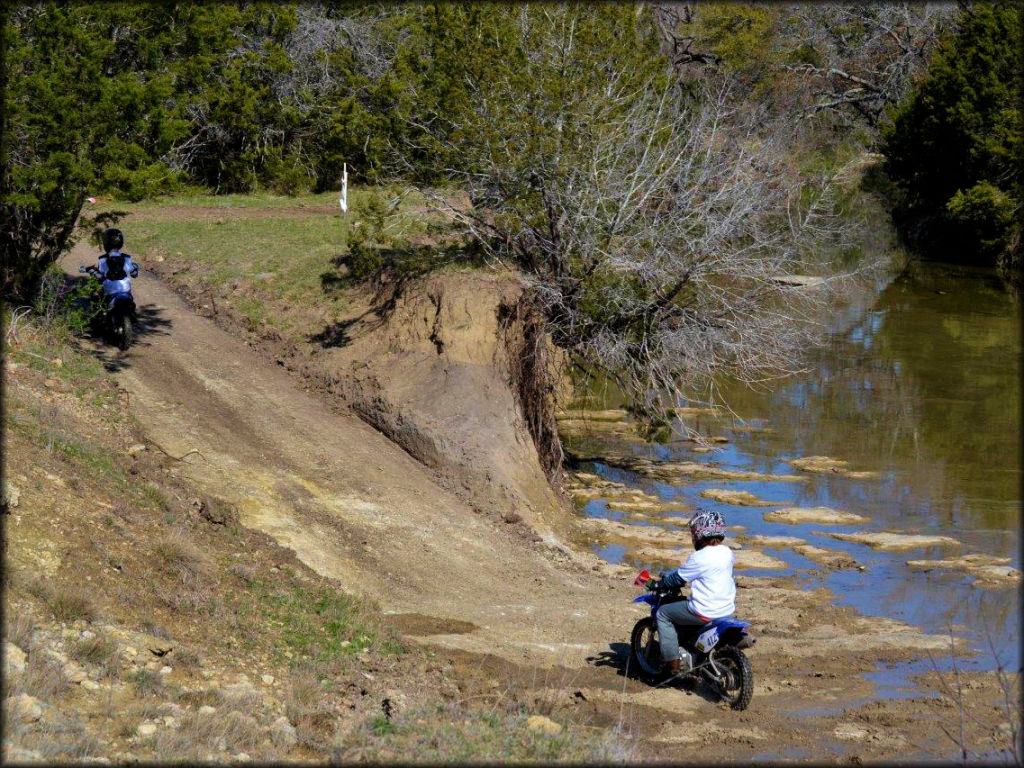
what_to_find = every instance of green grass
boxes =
[131,189,345,210]
[120,184,453,212]
[123,186,471,337]
[236,578,392,669]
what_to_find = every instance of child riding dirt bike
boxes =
[79,227,140,350]
[630,507,754,710]
[647,509,736,676]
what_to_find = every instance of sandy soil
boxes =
[57,236,1014,762]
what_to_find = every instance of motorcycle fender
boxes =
[695,625,720,653]
[632,594,657,606]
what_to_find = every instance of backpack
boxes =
[104,252,127,281]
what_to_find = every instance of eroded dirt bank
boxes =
[152,255,571,543]
[60,233,1016,761]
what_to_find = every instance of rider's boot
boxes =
[666,658,681,676]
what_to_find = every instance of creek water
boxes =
[569,261,1021,688]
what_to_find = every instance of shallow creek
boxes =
[564,262,1020,695]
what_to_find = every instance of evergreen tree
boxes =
[881,3,1022,277]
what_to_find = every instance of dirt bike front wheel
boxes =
[712,646,753,710]
[629,617,666,680]
[118,314,132,351]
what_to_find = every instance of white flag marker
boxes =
[340,163,348,214]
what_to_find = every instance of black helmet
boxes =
[102,227,124,252]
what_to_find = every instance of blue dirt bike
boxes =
[79,265,136,351]
[629,569,756,710]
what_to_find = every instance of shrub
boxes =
[17,652,71,700]
[129,668,165,698]
[945,181,1017,262]
[44,586,97,624]
[71,635,119,668]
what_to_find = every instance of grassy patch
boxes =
[126,189,355,211]
[237,577,389,669]
[27,581,97,624]
[125,187,473,339]
[344,703,631,763]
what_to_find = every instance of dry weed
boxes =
[153,528,209,579]
[129,667,165,698]
[111,501,140,523]
[16,652,71,700]
[23,716,100,760]
[153,708,266,761]
[284,672,333,749]
[175,687,222,708]
[5,609,36,650]
[71,634,118,665]
[152,529,212,612]
[127,699,165,722]
[27,580,97,624]
[171,645,203,670]
[222,710,264,752]
[228,562,259,585]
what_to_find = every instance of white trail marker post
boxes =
[339,163,348,214]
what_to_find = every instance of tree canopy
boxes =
[881,3,1022,280]
[4,2,995,452]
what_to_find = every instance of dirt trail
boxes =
[65,241,627,665]
[60,241,1010,760]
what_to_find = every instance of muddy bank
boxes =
[821,531,961,551]
[788,455,881,479]
[745,536,862,570]
[596,455,807,483]
[700,489,782,507]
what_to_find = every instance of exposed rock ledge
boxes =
[906,554,1021,587]
[763,507,870,525]
[819,531,961,551]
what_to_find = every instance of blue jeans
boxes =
[657,600,709,663]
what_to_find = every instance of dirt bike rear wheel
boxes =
[630,617,666,679]
[118,314,132,351]
[713,646,753,710]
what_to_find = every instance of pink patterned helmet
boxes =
[689,509,726,541]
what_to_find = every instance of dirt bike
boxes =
[629,569,756,710]
[78,265,136,351]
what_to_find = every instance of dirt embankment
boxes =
[153,257,571,544]
[308,272,570,543]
